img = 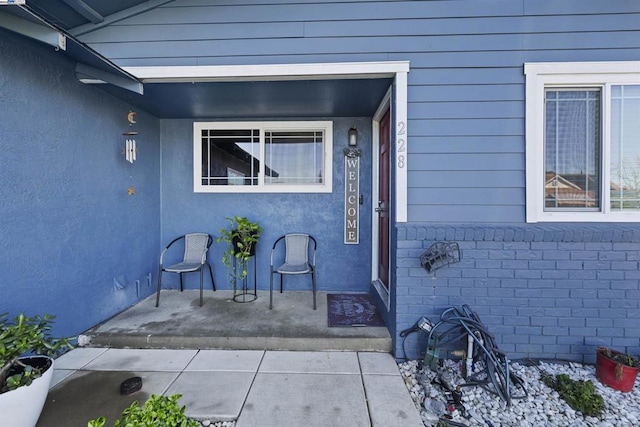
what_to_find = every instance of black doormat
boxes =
[327,293,385,327]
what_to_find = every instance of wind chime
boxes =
[123,110,138,195]
[123,110,138,163]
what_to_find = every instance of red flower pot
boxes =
[595,348,640,392]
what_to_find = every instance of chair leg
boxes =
[156,268,163,307]
[207,263,216,291]
[280,275,283,293]
[312,270,317,310]
[179,273,184,292]
[199,269,204,307]
[269,269,274,309]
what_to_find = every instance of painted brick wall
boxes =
[395,224,640,363]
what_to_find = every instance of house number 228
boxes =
[397,121,406,169]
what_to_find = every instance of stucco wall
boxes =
[0,29,161,337]
[159,117,374,293]
[396,224,640,363]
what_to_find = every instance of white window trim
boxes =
[194,120,333,193]
[525,61,640,223]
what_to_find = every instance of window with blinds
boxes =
[610,85,640,211]
[525,62,640,222]
[193,121,333,193]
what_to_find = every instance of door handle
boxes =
[375,201,385,213]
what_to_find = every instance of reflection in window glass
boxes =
[194,121,332,193]
[200,129,259,186]
[611,85,640,211]
[544,89,601,210]
[264,131,324,184]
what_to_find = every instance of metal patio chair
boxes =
[156,233,216,307]
[269,233,317,310]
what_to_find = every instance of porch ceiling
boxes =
[101,78,394,119]
[3,1,394,119]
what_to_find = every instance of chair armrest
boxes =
[309,235,317,267]
[160,235,185,265]
[270,235,286,267]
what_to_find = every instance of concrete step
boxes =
[80,290,392,353]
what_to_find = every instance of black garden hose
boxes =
[424,304,528,405]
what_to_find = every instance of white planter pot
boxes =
[0,356,54,427]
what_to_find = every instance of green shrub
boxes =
[0,313,74,393]
[541,373,604,417]
[88,394,200,427]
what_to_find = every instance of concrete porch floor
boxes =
[80,290,392,353]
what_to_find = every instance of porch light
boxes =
[348,126,358,146]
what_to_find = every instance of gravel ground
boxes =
[195,420,235,426]
[399,358,640,427]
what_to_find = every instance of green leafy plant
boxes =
[217,216,262,290]
[600,347,640,369]
[0,313,74,393]
[87,394,200,427]
[87,417,106,427]
[541,373,604,417]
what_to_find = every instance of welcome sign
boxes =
[344,150,360,244]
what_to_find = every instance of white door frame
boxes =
[370,68,409,310]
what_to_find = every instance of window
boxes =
[194,121,333,193]
[525,62,640,222]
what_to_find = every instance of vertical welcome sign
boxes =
[344,149,360,244]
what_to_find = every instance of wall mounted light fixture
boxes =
[348,126,358,146]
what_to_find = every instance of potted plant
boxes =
[595,347,640,392]
[217,216,262,293]
[0,313,74,427]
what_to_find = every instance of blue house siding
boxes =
[0,29,162,338]
[396,224,640,363]
[76,0,640,225]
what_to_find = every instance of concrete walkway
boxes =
[38,348,423,427]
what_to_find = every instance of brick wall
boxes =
[395,225,640,363]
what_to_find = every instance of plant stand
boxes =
[233,254,257,303]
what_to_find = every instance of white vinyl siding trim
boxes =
[194,121,333,193]
[125,61,410,83]
[395,71,408,222]
[525,61,640,223]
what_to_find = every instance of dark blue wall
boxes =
[396,224,640,363]
[159,117,373,293]
[0,29,161,338]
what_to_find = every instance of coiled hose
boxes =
[425,304,527,406]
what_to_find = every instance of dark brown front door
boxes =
[377,109,391,289]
